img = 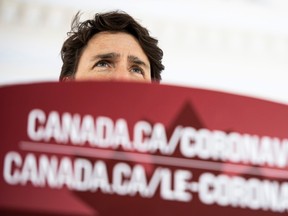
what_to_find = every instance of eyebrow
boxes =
[92,52,120,60]
[128,55,149,69]
[91,52,149,69]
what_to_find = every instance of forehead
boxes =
[83,31,149,63]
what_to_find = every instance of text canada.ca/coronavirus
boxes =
[27,109,288,168]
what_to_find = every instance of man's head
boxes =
[60,11,164,83]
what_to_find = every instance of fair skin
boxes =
[75,31,151,82]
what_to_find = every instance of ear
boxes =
[61,76,74,82]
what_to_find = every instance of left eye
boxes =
[131,67,144,75]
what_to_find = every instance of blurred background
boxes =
[0,0,288,104]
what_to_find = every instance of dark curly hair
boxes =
[59,11,164,82]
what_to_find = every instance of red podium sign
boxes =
[0,82,287,215]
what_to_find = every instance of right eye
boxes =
[94,60,110,68]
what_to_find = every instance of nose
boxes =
[110,66,131,81]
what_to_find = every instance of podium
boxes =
[0,81,287,215]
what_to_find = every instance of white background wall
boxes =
[1,0,288,104]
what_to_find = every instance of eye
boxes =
[131,66,144,75]
[94,60,110,68]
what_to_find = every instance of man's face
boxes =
[74,31,151,82]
